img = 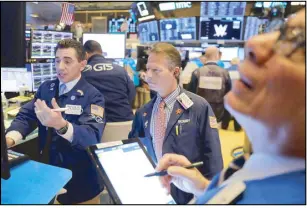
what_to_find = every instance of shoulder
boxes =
[80,78,103,97]
[38,79,57,92]
[184,90,211,110]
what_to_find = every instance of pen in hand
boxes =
[144,161,204,177]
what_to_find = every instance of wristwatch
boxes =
[56,121,69,135]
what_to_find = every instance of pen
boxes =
[175,125,179,136]
[51,107,69,112]
[144,161,204,177]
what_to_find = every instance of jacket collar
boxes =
[87,54,105,63]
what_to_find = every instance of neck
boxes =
[159,83,178,99]
[206,60,217,63]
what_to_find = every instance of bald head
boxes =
[204,47,220,61]
[84,40,103,55]
[231,57,240,65]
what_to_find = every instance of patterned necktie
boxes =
[59,83,67,96]
[154,100,166,161]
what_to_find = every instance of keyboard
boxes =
[7,150,30,168]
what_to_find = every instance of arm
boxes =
[128,110,145,139]
[187,70,199,94]
[224,71,232,94]
[198,103,224,179]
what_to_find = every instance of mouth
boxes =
[239,73,253,90]
[57,73,67,78]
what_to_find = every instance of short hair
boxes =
[83,40,103,54]
[149,43,181,83]
[54,39,85,62]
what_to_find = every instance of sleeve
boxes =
[128,110,145,139]
[187,70,199,94]
[198,102,224,179]
[224,71,232,94]
[125,69,136,104]
[6,88,41,139]
[70,91,106,150]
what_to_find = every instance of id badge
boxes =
[65,105,83,115]
[177,93,194,110]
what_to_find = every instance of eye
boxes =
[65,60,71,65]
[55,60,60,64]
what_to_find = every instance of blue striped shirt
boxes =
[150,86,181,144]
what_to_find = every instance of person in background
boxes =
[217,50,225,68]
[129,43,223,204]
[222,57,242,131]
[156,9,306,204]
[124,49,140,87]
[6,39,105,204]
[180,52,206,85]
[83,40,136,122]
[188,47,232,123]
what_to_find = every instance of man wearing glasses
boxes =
[156,9,306,204]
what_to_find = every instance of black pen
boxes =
[144,161,204,177]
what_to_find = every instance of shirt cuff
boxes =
[6,131,23,145]
[57,122,74,142]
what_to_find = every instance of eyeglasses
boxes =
[270,20,306,57]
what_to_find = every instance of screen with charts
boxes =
[31,63,57,91]
[94,142,176,204]
[31,30,72,59]
[254,2,287,8]
[219,47,239,61]
[108,17,137,33]
[160,17,197,41]
[199,17,243,40]
[200,2,246,17]
[131,2,155,22]
[244,17,269,40]
[138,20,160,43]
[1,68,33,92]
[83,33,126,59]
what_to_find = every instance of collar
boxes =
[222,153,306,186]
[87,54,104,63]
[205,61,218,65]
[156,86,181,109]
[59,75,81,94]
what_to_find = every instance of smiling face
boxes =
[55,48,86,83]
[224,9,306,156]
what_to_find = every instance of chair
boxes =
[101,121,133,143]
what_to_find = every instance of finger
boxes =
[167,166,198,180]
[34,100,42,111]
[51,98,60,109]
[156,154,191,172]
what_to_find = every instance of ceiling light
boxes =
[30,14,39,18]
[26,23,31,27]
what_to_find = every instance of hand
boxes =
[6,137,15,148]
[34,98,67,130]
[156,154,210,197]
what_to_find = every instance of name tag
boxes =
[178,119,190,124]
[177,93,194,110]
[65,105,83,115]
[199,76,222,90]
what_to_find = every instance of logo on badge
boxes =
[50,83,55,88]
[145,120,148,128]
[71,96,76,101]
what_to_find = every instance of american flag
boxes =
[60,3,75,26]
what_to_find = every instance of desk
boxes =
[1,160,72,204]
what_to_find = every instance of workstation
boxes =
[1,1,306,205]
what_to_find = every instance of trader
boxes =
[156,9,306,204]
[6,39,105,204]
[128,43,223,204]
[83,40,136,122]
[180,52,206,85]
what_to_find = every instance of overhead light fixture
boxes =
[30,14,39,18]
[32,2,38,4]
[26,23,31,27]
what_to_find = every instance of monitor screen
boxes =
[219,47,239,61]
[131,2,155,22]
[238,47,245,60]
[82,33,126,59]
[31,30,73,59]
[138,20,160,44]
[108,17,137,33]
[160,17,197,41]
[200,2,246,17]
[1,68,33,92]
[31,63,57,91]
[244,17,269,40]
[199,17,243,40]
[255,2,287,8]
[1,104,10,179]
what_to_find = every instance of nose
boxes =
[145,70,152,82]
[57,60,65,71]
[245,32,280,65]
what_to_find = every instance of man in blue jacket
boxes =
[6,39,105,204]
[83,40,136,122]
[128,43,223,204]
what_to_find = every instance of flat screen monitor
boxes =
[108,17,137,33]
[1,68,33,92]
[219,47,239,61]
[82,33,126,59]
[160,17,197,41]
[1,103,10,179]
[31,30,73,59]
[255,2,287,8]
[31,63,57,91]
[131,2,155,22]
[238,47,245,60]
[138,20,160,44]
[199,17,243,40]
[200,2,246,17]
[244,17,269,40]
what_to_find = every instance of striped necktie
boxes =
[59,83,67,96]
[154,100,166,161]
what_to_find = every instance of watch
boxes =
[56,121,69,135]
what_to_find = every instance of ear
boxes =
[173,66,180,76]
[80,59,87,72]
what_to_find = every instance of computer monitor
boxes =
[160,17,197,41]
[30,30,73,59]
[219,47,239,61]
[131,2,155,22]
[31,63,57,92]
[244,16,269,40]
[199,17,243,40]
[1,104,10,179]
[200,2,247,17]
[108,17,137,34]
[138,20,160,44]
[82,33,126,59]
[254,2,287,8]
[1,68,33,92]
